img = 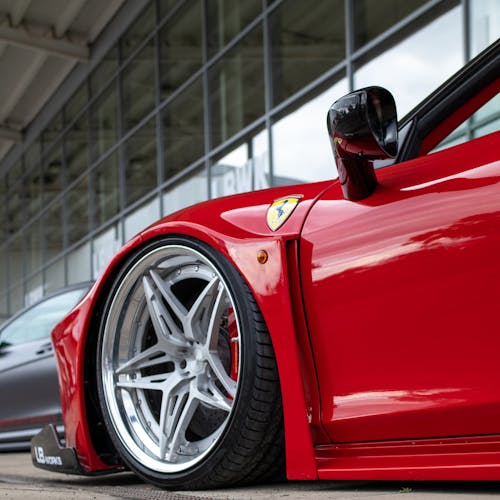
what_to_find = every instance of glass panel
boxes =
[91,46,118,95]
[42,113,63,153]
[432,133,467,153]
[472,93,500,124]
[125,118,157,207]
[273,77,348,184]
[470,0,500,57]
[65,114,88,184]
[8,234,23,287]
[26,219,42,276]
[44,258,65,293]
[252,127,268,157]
[90,79,118,161]
[0,181,5,241]
[66,176,89,246]
[24,141,41,174]
[124,198,160,241]
[25,166,41,221]
[159,0,182,20]
[211,129,270,198]
[162,166,207,216]
[44,200,63,261]
[159,0,202,100]
[0,293,7,324]
[122,39,156,132]
[25,273,43,307]
[64,85,88,124]
[121,2,156,60]
[209,26,264,147]
[42,144,64,204]
[270,0,345,105]
[473,117,500,138]
[6,161,23,189]
[93,152,120,228]
[353,0,427,49]
[163,78,204,178]
[92,224,122,279]
[0,247,6,295]
[6,185,24,236]
[354,7,462,118]
[432,93,500,152]
[68,242,91,284]
[211,143,246,198]
[252,128,271,186]
[9,284,23,316]
[207,0,262,57]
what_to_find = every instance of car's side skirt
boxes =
[316,434,500,480]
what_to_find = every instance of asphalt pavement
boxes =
[3,452,500,499]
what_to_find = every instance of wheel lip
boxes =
[100,243,242,474]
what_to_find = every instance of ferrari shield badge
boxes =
[266,195,302,231]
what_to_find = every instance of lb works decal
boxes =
[266,195,302,231]
[34,446,63,466]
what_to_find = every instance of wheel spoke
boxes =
[204,284,227,352]
[200,285,237,397]
[187,277,220,342]
[158,377,191,459]
[207,352,237,398]
[193,380,232,412]
[115,344,174,375]
[165,393,198,462]
[149,270,188,329]
[157,387,170,459]
[143,276,188,352]
[117,374,168,391]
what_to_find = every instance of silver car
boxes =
[0,283,91,451]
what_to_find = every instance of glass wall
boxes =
[353,5,463,117]
[0,0,498,321]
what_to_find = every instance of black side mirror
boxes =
[327,86,398,201]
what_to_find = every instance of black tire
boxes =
[96,236,284,489]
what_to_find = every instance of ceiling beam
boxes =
[55,0,86,38]
[0,23,89,61]
[89,0,124,42]
[0,51,47,123]
[0,125,22,142]
[10,0,31,27]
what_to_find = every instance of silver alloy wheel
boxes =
[100,244,240,473]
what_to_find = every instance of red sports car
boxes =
[32,40,499,489]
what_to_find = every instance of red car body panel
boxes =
[302,130,500,445]
[52,181,333,478]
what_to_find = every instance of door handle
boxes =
[36,342,53,355]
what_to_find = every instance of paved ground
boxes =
[3,452,500,499]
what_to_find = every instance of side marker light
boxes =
[257,250,268,264]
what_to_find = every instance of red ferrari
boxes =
[32,40,499,489]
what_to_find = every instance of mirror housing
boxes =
[327,86,398,201]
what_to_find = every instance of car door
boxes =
[0,337,59,428]
[300,55,500,444]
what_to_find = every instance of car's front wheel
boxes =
[96,236,284,489]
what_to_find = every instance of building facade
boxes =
[0,0,498,321]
